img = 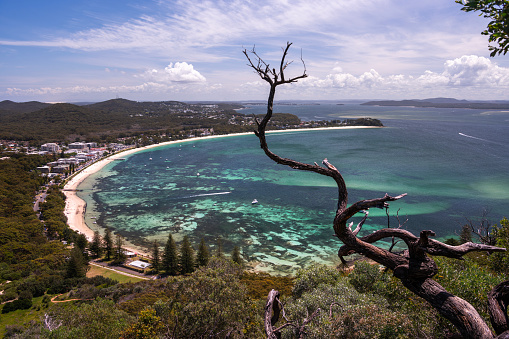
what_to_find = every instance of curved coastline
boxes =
[63,126,379,254]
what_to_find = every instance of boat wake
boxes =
[187,191,232,198]
[458,132,489,142]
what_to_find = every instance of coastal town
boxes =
[0,114,383,282]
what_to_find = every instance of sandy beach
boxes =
[63,126,378,250]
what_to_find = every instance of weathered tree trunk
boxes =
[265,289,281,339]
[244,42,508,338]
[489,281,509,336]
[402,277,493,338]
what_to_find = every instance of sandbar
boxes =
[63,126,379,251]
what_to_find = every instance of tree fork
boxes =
[246,42,509,338]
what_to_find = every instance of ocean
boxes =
[77,102,509,274]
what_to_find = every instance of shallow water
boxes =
[78,103,509,274]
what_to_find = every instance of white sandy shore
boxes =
[63,126,379,254]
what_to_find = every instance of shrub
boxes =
[348,261,388,293]
[434,256,506,323]
[282,280,419,338]
[292,265,344,298]
[18,299,135,339]
[240,272,294,299]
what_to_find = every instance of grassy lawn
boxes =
[0,266,143,336]
[0,295,49,337]
[87,264,145,283]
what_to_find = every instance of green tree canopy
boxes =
[66,246,88,279]
[103,227,113,261]
[89,230,103,258]
[231,246,243,266]
[151,240,160,274]
[196,238,209,267]
[179,235,195,274]
[162,233,178,275]
[457,0,509,56]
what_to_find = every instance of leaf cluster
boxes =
[457,0,509,56]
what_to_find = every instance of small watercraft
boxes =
[252,199,258,204]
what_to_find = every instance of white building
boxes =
[41,143,60,152]
[68,142,88,151]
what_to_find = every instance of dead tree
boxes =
[244,42,509,339]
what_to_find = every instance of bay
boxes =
[77,103,509,274]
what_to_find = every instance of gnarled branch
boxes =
[247,42,507,338]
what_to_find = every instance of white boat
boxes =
[252,199,258,204]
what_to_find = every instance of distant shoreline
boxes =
[63,125,380,255]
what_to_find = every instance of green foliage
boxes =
[215,236,224,258]
[240,272,294,299]
[19,299,134,339]
[113,234,127,264]
[434,256,507,323]
[89,230,103,258]
[292,265,344,298]
[282,266,423,338]
[1,295,32,314]
[179,235,195,274]
[161,259,263,338]
[196,238,210,267]
[65,247,88,279]
[120,308,164,339]
[151,240,160,274]
[444,237,462,246]
[457,0,509,56]
[460,224,473,243]
[348,261,388,293]
[231,246,243,266]
[489,218,509,272]
[162,233,178,275]
[103,227,113,261]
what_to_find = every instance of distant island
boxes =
[361,97,509,109]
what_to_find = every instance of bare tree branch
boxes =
[246,42,507,338]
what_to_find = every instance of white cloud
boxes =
[298,55,509,92]
[139,62,206,83]
[0,0,391,54]
[442,55,509,86]
[5,54,509,101]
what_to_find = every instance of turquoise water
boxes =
[78,103,509,274]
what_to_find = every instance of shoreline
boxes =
[63,126,380,255]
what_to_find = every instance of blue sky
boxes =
[1,0,508,102]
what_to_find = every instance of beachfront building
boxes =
[51,164,70,174]
[36,166,51,174]
[41,143,60,153]
[56,158,82,165]
[68,142,88,151]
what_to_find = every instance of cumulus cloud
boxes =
[5,55,509,101]
[300,55,509,92]
[139,62,206,83]
[442,55,509,86]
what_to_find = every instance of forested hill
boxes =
[0,99,246,144]
[361,98,509,109]
[0,98,382,146]
[0,100,51,116]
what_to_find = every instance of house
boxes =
[40,143,60,153]
[51,164,70,173]
[36,166,51,174]
[68,142,88,151]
